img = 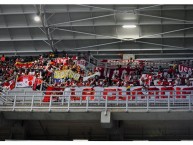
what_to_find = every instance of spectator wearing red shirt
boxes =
[181,76,186,85]
[3,80,9,88]
[157,78,163,86]
[162,78,169,86]
[1,54,5,62]
[168,66,174,78]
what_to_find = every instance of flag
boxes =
[16,75,35,88]
[2,79,16,90]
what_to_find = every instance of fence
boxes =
[0,90,193,112]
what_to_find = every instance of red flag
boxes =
[3,79,15,90]
[33,78,43,90]
[16,75,35,87]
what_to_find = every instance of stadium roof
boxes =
[0,4,193,60]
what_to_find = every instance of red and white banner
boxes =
[179,64,193,74]
[61,86,193,101]
[16,75,35,88]
[42,86,193,102]
[43,86,65,102]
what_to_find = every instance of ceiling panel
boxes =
[0,41,14,51]
[0,4,193,60]
[5,15,27,26]
[48,13,69,25]
[29,28,47,39]
[0,5,23,14]
[9,28,31,39]
[0,29,11,40]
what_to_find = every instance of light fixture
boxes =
[122,25,136,28]
[34,15,41,22]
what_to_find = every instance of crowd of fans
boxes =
[1,52,193,92]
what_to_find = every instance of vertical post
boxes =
[22,95,25,105]
[173,91,175,105]
[147,96,149,112]
[67,95,70,112]
[30,95,34,112]
[116,91,119,106]
[86,97,89,112]
[62,92,64,106]
[40,82,43,91]
[5,96,8,105]
[40,95,42,106]
[105,95,108,111]
[168,95,170,112]
[49,95,52,112]
[189,95,191,111]
[98,91,101,106]
[15,75,18,89]
[126,94,128,112]
[12,95,16,111]
[23,92,26,105]
[80,91,82,105]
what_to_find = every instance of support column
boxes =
[101,111,113,128]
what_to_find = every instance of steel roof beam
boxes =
[1,22,193,29]
[0,5,193,15]
[2,35,193,42]
[34,5,54,52]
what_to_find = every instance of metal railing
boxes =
[0,90,193,112]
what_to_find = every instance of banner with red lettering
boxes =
[16,75,35,88]
[178,64,193,74]
[43,86,65,102]
[42,86,193,102]
[15,62,34,68]
[65,86,193,101]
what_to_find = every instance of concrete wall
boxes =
[2,111,193,140]
[3,111,193,121]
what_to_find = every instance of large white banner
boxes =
[63,86,193,101]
